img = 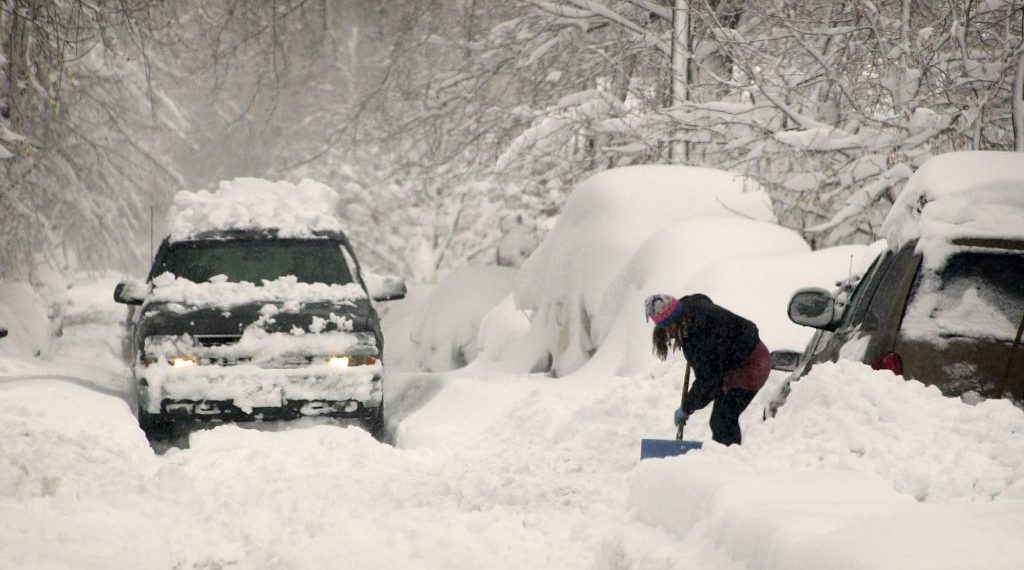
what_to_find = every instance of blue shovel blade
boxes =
[640,438,703,460]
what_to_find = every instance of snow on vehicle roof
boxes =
[881,151,1024,253]
[168,178,344,242]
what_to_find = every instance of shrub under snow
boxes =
[404,266,518,372]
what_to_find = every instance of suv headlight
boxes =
[142,354,199,367]
[170,355,199,367]
[328,355,377,368]
[142,335,200,367]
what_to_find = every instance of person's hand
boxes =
[673,408,689,427]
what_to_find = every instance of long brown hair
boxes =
[652,315,690,361]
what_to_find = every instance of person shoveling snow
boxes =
[646,293,770,446]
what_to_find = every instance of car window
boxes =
[151,239,354,285]
[836,250,892,330]
[901,250,1024,342]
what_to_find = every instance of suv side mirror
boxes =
[113,279,148,305]
[769,350,801,372]
[788,287,838,330]
[364,273,407,302]
[0,327,7,339]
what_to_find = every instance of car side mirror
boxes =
[0,327,7,339]
[364,273,407,302]
[787,287,838,330]
[769,350,801,372]
[113,279,148,305]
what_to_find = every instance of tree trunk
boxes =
[669,0,689,162]
[1015,50,1024,152]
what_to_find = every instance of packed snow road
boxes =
[0,300,698,570]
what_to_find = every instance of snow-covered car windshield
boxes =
[904,250,1024,342]
[151,239,354,285]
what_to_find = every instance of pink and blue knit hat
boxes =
[645,294,683,328]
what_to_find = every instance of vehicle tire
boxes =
[139,412,189,441]
[362,403,385,441]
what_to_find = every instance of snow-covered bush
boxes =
[401,266,518,372]
[0,282,54,359]
[469,293,541,373]
[514,165,775,376]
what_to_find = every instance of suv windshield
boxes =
[151,239,354,285]
[903,250,1024,342]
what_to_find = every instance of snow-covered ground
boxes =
[4,161,1023,569]
[3,271,1023,570]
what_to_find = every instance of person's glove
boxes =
[673,408,689,427]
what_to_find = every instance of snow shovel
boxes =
[640,363,704,460]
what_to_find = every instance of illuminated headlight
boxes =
[171,356,198,368]
[143,355,199,367]
[328,355,377,368]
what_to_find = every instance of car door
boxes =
[813,244,921,367]
[808,248,895,366]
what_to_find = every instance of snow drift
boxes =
[514,165,775,376]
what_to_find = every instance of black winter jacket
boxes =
[678,294,760,415]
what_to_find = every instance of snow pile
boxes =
[882,151,1024,262]
[632,360,1024,569]
[750,360,1024,502]
[61,273,127,326]
[579,219,812,376]
[0,282,53,359]
[148,273,366,307]
[496,220,538,268]
[406,266,517,372]
[0,381,154,501]
[470,294,540,373]
[515,165,775,376]
[168,178,345,242]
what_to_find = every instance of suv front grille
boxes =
[194,335,242,347]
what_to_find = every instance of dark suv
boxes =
[114,229,405,440]
[774,151,1024,409]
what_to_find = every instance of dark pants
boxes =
[709,388,757,445]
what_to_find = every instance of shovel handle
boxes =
[676,362,691,441]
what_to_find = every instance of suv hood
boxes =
[137,299,376,339]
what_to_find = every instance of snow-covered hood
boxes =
[136,299,377,343]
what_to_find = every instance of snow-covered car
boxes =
[513,164,777,376]
[114,179,405,440]
[780,151,1024,404]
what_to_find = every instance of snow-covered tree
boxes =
[0,0,185,280]
[488,0,1024,246]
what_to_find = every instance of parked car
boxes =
[114,180,405,441]
[772,152,1024,412]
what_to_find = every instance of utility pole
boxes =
[669,0,689,162]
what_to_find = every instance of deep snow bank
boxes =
[0,282,53,359]
[405,266,518,372]
[515,165,775,376]
[631,360,1024,569]
[581,219,811,377]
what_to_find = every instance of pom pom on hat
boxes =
[645,294,683,328]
